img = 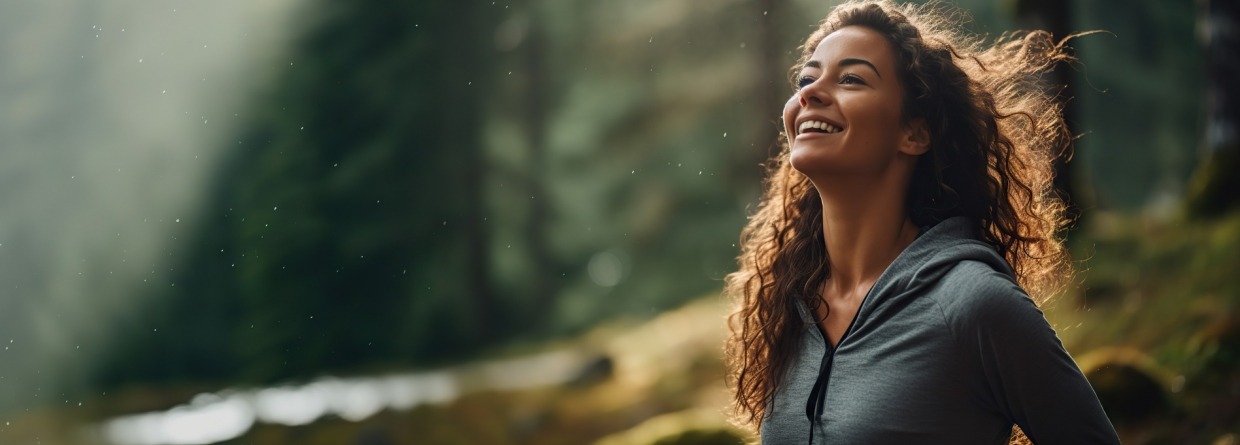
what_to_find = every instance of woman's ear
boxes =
[900,117,931,156]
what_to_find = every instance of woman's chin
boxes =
[788,147,835,175]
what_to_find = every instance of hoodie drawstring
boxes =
[805,339,835,444]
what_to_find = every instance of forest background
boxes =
[0,0,1235,443]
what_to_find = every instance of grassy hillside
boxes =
[2,212,1236,445]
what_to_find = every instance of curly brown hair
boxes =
[724,0,1077,433]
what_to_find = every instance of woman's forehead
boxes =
[808,26,895,69]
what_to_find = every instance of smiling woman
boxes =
[724,1,1121,444]
[785,26,922,182]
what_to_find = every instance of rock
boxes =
[1076,347,1173,425]
[650,428,745,445]
[568,354,615,388]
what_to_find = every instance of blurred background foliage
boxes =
[0,0,1235,443]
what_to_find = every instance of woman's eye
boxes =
[840,74,865,85]
[796,76,815,89]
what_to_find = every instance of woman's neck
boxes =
[816,176,919,297]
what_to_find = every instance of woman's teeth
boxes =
[798,120,841,134]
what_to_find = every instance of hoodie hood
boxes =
[794,216,1012,330]
[849,216,1012,329]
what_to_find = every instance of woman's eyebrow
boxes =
[802,58,883,79]
[839,58,882,79]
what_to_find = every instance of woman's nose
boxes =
[797,80,831,108]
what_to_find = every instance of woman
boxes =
[724,1,1121,443]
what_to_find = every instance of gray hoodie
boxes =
[760,217,1120,444]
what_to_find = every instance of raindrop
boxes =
[300,126,304,130]
[273,206,278,211]
[723,132,728,138]
[588,251,624,287]
[175,218,181,223]
[138,58,143,63]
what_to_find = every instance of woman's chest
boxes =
[762,314,1007,444]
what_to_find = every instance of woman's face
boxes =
[782,25,926,181]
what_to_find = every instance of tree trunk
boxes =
[1016,0,1086,226]
[754,0,787,173]
[523,17,555,318]
[446,2,496,341]
[1186,0,1240,218]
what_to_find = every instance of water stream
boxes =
[94,349,593,445]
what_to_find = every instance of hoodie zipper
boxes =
[803,301,864,445]
[804,326,836,445]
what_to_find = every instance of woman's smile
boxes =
[795,119,845,138]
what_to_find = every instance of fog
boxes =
[0,0,302,412]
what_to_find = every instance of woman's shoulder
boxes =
[926,258,1040,332]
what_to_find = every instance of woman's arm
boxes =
[950,265,1121,444]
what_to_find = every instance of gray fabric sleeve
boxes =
[940,262,1121,444]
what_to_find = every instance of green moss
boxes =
[1049,212,1240,442]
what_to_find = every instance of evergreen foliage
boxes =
[84,0,1217,395]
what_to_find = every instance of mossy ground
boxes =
[3,213,1237,445]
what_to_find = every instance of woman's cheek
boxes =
[782,96,800,137]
